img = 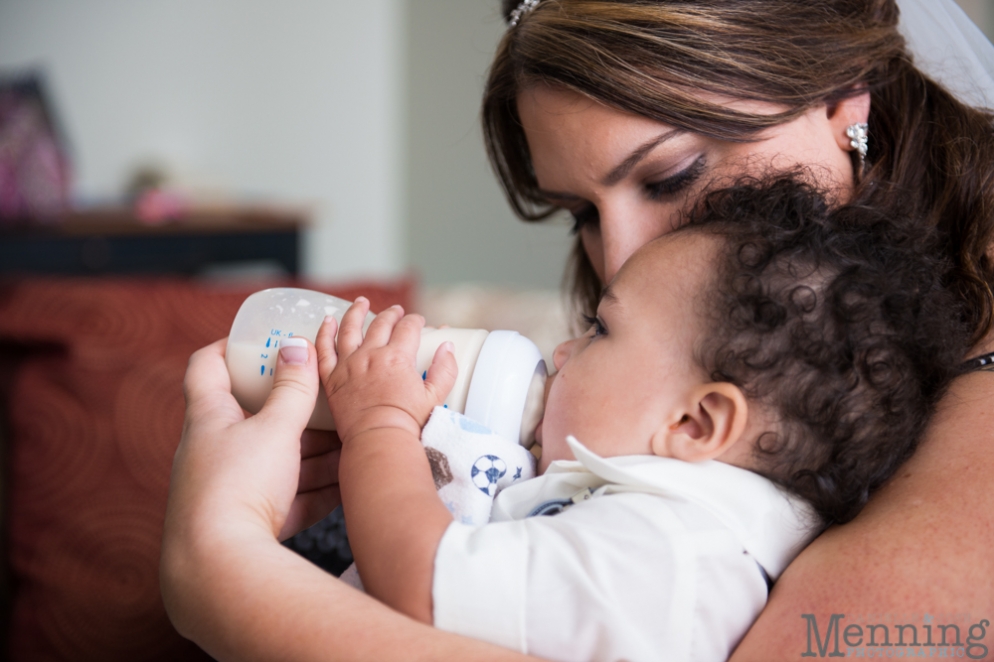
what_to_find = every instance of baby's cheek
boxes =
[537,435,569,473]
[536,404,576,469]
[542,370,557,407]
[542,365,599,457]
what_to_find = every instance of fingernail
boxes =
[355,296,368,305]
[323,315,336,325]
[280,337,309,365]
[442,341,454,354]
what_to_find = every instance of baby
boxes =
[317,178,968,662]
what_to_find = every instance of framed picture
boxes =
[0,72,71,223]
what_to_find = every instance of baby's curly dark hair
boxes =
[688,177,971,525]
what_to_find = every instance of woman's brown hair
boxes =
[483,0,994,342]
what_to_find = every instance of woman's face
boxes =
[517,85,864,283]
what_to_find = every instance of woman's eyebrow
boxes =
[602,129,682,186]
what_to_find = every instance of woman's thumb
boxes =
[256,337,319,432]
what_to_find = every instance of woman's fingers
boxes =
[425,341,458,406]
[183,338,244,427]
[253,339,320,437]
[297,446,341,493]
[300,428,341,459]
[183,339,229,400]
[277,485,343,541]
[336,297,371,358]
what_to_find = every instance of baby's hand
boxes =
[316,298,457,445]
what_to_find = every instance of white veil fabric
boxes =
[897,0,994,109]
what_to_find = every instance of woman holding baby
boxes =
[161,1,994,660]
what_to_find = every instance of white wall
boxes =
[956,0,994,38]
[4,1,989,289]
[0,0,405,280]
[403,0,573,290]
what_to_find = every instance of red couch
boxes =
[0,276,413,661]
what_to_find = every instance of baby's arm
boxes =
[317,298,458,624]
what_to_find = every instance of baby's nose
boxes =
[552,339,573,371]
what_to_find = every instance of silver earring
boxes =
[846,123,869,175]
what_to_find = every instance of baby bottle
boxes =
[225,288,547,447]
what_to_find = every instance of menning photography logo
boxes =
[801,613,990,659]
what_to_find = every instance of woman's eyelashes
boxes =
[644,156,706,201]
[567,156,707,234]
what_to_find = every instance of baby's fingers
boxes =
[390,313,426,356]
[336,297,370,357]
[424,341,458,406]
[316,316,339,390]
[363,304,404,347]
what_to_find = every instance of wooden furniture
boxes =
[0,207,305,276]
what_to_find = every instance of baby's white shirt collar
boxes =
[534,436,821,579]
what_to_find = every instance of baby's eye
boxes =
[582,314,607,338]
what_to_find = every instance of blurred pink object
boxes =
[0,74,72,222]
[135,188,188,224]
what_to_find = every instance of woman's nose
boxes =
[599,207,672,282]
[552,339,574,371]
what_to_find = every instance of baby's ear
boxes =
[651,383,748,463]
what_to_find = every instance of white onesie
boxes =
[425,410,818,662]
[346,407,818,662]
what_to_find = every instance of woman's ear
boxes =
[651,383,748,463]
[827,90,871,153]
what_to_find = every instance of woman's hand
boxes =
[284,428,342,538]
[317,297,458,446]
[162,335,326,645]
[165,337,326,548]
[161,336,536,661]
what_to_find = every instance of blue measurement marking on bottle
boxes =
[422,371,427,380]
[263,330,289,378]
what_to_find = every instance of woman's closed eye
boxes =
[644,155,706,201]
[567,156,707,235]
